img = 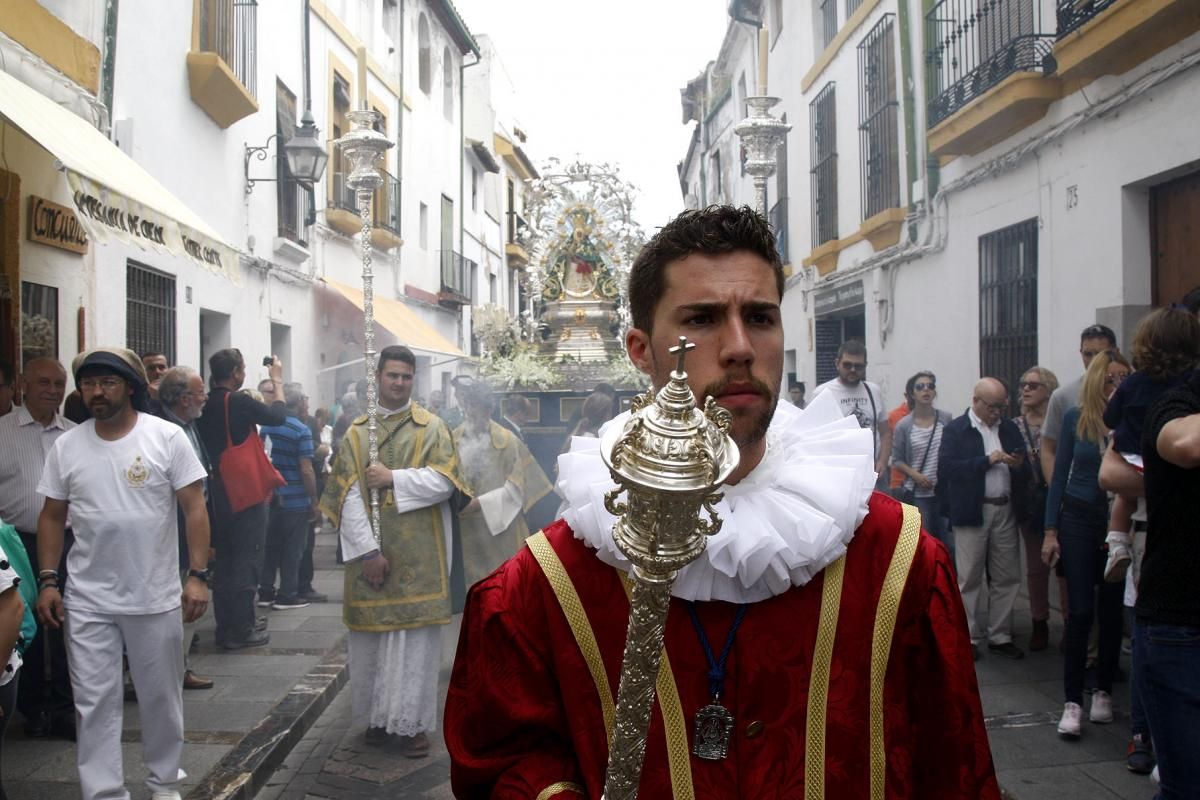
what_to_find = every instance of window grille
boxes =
[858,14,900,221]
[198,0,258,99]
[126,261,176,364]
[819,0,838,48]
[846,0,864,18]
[979,218,1038,408]
[275,80,309,246]
[809,83,838,248]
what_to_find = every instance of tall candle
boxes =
[356,45,368,109]
[758,28,769,95]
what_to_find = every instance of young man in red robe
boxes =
[444,206,1000,799]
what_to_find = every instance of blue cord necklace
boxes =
[686,601,748,761]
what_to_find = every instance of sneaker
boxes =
[222,630,270,650]
[298,590,328,603]
[1151,765,1160,787]
[987,641,1025,660]
[1090,690,1114,723]
[1058,702,1083,738]
[151,792,183,800]
[272,596,311,610]
[1104,540,1132,583]
[1126,734,1154,774]
[256,596,275,608]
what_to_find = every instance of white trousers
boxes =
[65,607,186,800]
[955,503,1021,645]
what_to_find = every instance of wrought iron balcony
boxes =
[1056,0,1118,38]
[925,0,1058,126]
[326,142,401,247]
[439,251,475,307]
[187,0,259,127]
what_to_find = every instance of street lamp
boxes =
[244,111,329,195]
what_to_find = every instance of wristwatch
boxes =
[187,568,211,584]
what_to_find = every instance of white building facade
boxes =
[686,0,1200,411]
[1,0,525,412]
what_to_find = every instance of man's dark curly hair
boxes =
[1130,307,1200,379]
[627,205,783,333]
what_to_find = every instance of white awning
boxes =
[0,69,240,282]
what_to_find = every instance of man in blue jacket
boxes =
[938,377,1029,661]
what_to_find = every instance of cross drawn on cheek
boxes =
[669,336,696,376]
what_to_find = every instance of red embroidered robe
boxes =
[445,493,1000,799]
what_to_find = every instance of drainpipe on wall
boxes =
[920,0,941,204]
[460,47,480,353]
[896,0,918,241]
[396,0,405,297]
[99,0,119,134]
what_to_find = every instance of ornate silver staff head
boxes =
[600,336,740,577]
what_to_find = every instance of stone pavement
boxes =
[257,568,1162,800]
[4,528,348,800]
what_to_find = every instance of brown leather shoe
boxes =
[1030,620,1049,652]
[404,732,430,759]
[183,670,214,690]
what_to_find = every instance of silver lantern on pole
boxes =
[734,95,791,216]
[600,336,739,799]
[336,107,393,543]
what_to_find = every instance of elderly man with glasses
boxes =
[937,377,1030,661]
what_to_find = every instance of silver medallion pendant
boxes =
[693,701,734,760]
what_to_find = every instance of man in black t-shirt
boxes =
[1136,369,1200,797]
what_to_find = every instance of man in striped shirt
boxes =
[259,384,318,610]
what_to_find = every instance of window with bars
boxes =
[819,0,838,48]
[846,0,864,18]
[979,218,1038,408]
[858,14,900,221]
[810,83,838,248]
[275,80,309,246]
[126,261,177,364]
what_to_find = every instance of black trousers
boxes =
[15,531,73,722]
[210,487,268,643]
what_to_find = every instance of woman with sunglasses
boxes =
[1042,350,1131,740]
[1014,366,1067,652]
[891,372,954,559]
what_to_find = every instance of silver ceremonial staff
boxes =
[337,108,393,543]
[600,336,739,799]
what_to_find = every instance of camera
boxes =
[262,356,274,367]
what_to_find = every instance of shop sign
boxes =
[27,195,88,254]
[813,280,865,316]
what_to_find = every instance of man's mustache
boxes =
[701,375,773,402]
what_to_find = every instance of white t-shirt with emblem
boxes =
[38,413,207,615]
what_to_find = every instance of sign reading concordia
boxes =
[28,195,88,254]
[813,280,865,316]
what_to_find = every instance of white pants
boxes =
[955,503,1021,645]
[65,607,186,800]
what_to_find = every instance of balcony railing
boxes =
[328,142,400,237]
[439,251,475,305]
[925,0,1057,126]
[506,211,527,244]
[1055,0,1118,38]
[769,198,789,265]
[277,179,310,247]
[199,0,257,99]
[820,0,839,48]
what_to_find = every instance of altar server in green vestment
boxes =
[320,345,469,758]
[453,383,554,587]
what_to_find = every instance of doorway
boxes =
[199,309,231,384]
[1151,170,1200,306]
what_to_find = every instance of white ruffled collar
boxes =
[556,391,878,602]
